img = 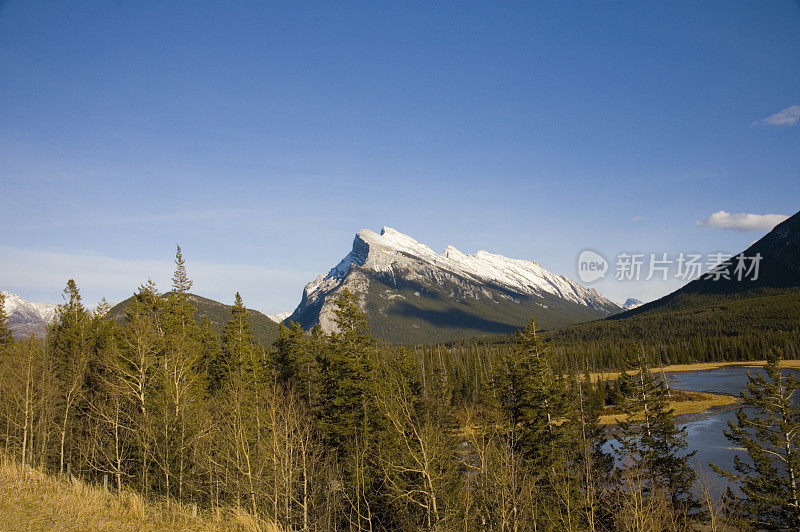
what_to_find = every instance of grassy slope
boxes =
[0,456,278,532]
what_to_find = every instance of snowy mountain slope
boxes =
[623,298,643,310]
[267,311,292,323]
[287,227,621,343]
[1,291,59,339]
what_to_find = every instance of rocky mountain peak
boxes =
[286,227,621,342]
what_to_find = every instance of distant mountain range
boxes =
[285,227,621,343]
[266,311,293,323]
[1,291,58,340]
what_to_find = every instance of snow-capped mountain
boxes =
[267,311,293,324]
[1,291,59,339]
[287,227,622,343]
[623,298,643,310]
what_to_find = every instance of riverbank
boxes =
[598,390,740,426]
[590,358,800,383]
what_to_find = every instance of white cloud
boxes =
[752,105,800,127]
[696,210,789,232]
[632,216,645,222]
[0,247,313,314]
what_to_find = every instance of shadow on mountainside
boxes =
[388,301,520,334]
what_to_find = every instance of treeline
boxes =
[0,248,797,530]
[436,289,800,377]
[548,289,800,368]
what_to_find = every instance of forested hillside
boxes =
[545,288,800,368]
[108,290,280,346]
[621,209,800,318]
[538,210,800,369]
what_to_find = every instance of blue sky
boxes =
[1,1,798,312]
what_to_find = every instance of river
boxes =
[607,365,800,498]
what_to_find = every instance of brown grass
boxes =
[0,456,281,532]
[589,359,800,383]
[598,390,739,426]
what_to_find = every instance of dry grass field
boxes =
[0,456,279,532]
[598,390,740,426]
[590,358,800,383]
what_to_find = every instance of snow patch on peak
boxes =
[267,311,293,324]
[623,298,644,310]
[358,227,437,258]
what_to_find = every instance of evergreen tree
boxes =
[171,244,193,295]
[314,289,383,529]
[613,354,696,513]
[214,293,269,517]
[272,321,305,387]
[492,318,609,529]
[712,348,800,529]
[160,249,204,500]
[94,297,111,318]
[48,279,93,474]
[494,318,565,465]
[199,317,224,395]
[0,292,14,347]
[316,289,374,451]
[222,292,258,382]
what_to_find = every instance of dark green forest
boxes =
[0,249,798,531]
[436,289,800,384]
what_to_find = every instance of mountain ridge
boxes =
[107,292,280,346]
[287,227,621,343]
[1,291,58,340]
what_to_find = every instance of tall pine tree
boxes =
[221,292,259,383]
[159,246,204,500]
[171,244,193,295]
[316,289,382,529]
[494,318,566,465]
[316,289,374,451]
[712,348,800,529]
[613,353,696,513]
[48,279,93,474]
